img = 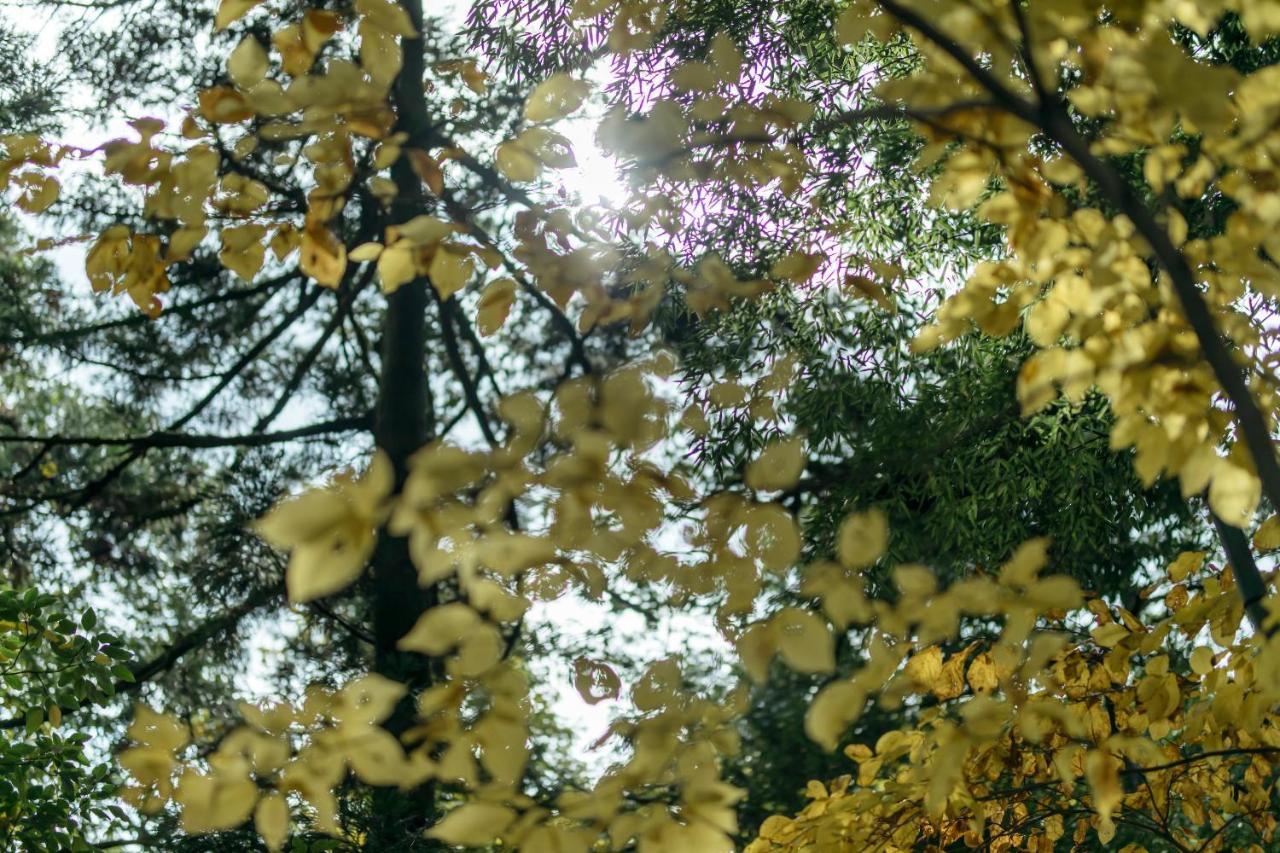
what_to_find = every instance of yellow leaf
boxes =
[255,452,392,603]
[349,242,384,262]
[495,140,539,182]
[1209,461,1260,527]
[1168,550,1205,582]
[377,243,417,293]
[892,563,936,598]
[299,225,347,288]
[389,215,453,245]
[215,0,265,30]
[804,681,865,751]
[219,224,267,281]
[428,244,475,300]
[835,7,873,44]
[1190,646,1214,675]
[843,273,896,312]
[15,173,59,214]
[770,251,824,284]
[524,72,590,122]
[773,608,835,674]
[356,0,418,38]
[451,625,503,678]
[708,31,743,82]
[744,438,805,492]
[476,277,517,335]
[167,226,208,262]
[1085,750,1123,829]
[176,770,258,833]
[425,802,516,846]
[397,603,480,655]
[1090,622,1129,648]
[933,651,967,700]
[836,508,888,569]
[407,148,445,195]
[967,652,999,693]
[1254,515,1280,551]
[743,503,801,573]
[254,792,289,852]
[1025,575,1084,612]
[229,36,269,89]
[905,646,943,690]
[998,537,1050,587]
[671,61,717,93]
[736,622,777,683]
[198,87,254,124]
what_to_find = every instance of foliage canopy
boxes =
[6,0,1280,851]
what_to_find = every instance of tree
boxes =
[473,0,1214,836]
[6,1,1280,851]
[0,586,134,851]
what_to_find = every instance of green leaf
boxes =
[25,707,43,734]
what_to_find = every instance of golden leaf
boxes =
[495,140,539,182]
[804,681,865,751]
[774,608,834,674]
[744,438,805,492]
[1208,461,1260,527]
[1168,550,1205,582]
[349,241,384,262]
[228,36,268,89]
[425,803,516,846]
[376,243,417,293]
[197,87,254,124]
[736,622,777,683]
[428,244,475,300]
[356,0,417,38]
[477,277,517,336]
[836,508,888,569]
[1090,622,1128,649]
[967,652,999,693]
[933,652,967,700]
[1190,646,1214,675]
[397,603,481,656]
[523,72,590,122]
[743,503,802,573]
[255,452,392,603]
[905,646,943,691]
[254,792,289,852]
[299,224,347,288]
[214,0,265,30]
[1254,515,1280,551]
[407,148,445,195]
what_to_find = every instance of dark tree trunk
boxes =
[368,0,441,846]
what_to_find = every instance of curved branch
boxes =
[874,0,1280,629]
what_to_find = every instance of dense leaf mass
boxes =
[4,1,1280,851]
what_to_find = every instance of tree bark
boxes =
[367,0,440,846]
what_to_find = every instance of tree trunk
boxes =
[368,0,440,846]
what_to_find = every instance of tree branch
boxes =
[0,413,370,450]
[0,584,282,730]
[875,0,1280,630]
